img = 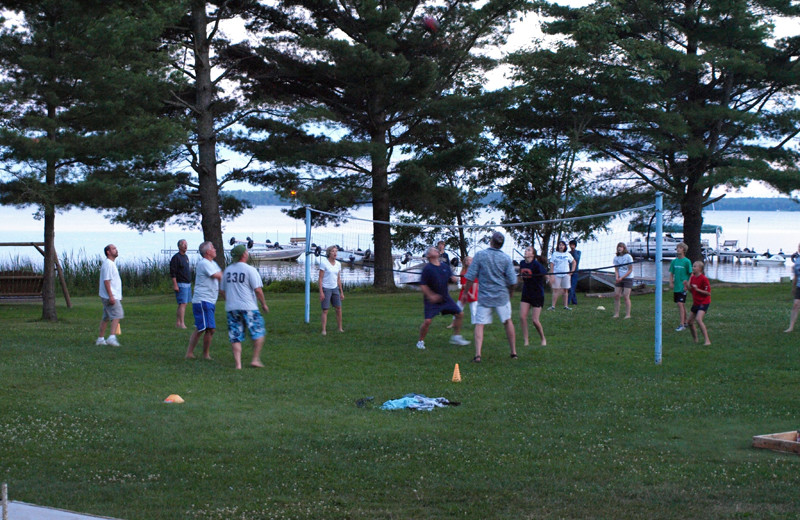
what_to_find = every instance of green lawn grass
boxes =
[2,285,800,519]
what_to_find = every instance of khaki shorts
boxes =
[551,275,571,289]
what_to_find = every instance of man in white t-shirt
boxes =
[318,245,345,335]
[96,244,123,347]
[220,244,269,369]
[186,241,222,360]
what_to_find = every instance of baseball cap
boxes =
[231,244,247,261]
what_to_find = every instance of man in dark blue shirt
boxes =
[416,247,470,350]
[170,239,192,329]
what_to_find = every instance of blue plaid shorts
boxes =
[226,310,266,343]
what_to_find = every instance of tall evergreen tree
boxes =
[221,0,526,287]
[0,0,187,320]
[528,0,800,261]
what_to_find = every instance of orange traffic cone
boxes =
[114,323,121,335]
[451,363,461,383]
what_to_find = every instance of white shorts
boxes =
[551,275,571,289]
[457,300,479,325]
[474,301,512,325]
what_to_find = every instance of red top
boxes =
[689,274,711,305]
[458,271,478,302]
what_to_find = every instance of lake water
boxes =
[1,205,797,284]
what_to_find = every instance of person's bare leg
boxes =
[202,329,214,359]
[231,342,243,369]
[419,318,433,342]
[695,311,710,345]
[176,303,187,328]
[186,329,202,358]
[520,302,530,346]
[532,306,546,346]
[504,319,516,357]
[250,336,265,367]
[98,319,108,339]
[613,287,621,318]
[688,314,698,343]
[473,323,484,360]
[335,305,343,332]
[321,308,328,335]
[785,300,800,332]
[623,288,632,318]
[452,312,464,336]
[677,301,686,327]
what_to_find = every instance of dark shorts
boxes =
[521,294,544,308]
[175,283,191,304]
[616,278,634,289]
[192,301,216,331]
[321,288,342,310]
[795,286,800,300]
[691,303,710,314]
[424,294,461,320]
[673,291,687,303]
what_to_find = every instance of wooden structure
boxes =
[752,431,800,455]
[0,242,72,307]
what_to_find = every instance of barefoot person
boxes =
[319,245,344,335]
[548,241,575,310]
[220,245,269,369]
[170,239,191,329]
[96,244,123,347]
[686,260,711,345]
[462,232,517,362]
[613,242,634,319]
[785,243,800,332]
[519,246,547,347]
[417,247,470,350]
[186,241,222,360]
[669,242,692,331]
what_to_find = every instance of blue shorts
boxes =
[691,303,710,314]
[673,291,687,303]
[226,310,266,343]
[192,301,216,331]
[175,283,191,304]
[423,294,461,320]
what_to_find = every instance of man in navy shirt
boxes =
[416,247,470,350]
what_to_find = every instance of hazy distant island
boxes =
[225,190,799,211]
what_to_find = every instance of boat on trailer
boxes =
[626,223,719,259]
[229,236,304,262]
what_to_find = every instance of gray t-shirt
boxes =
[221,262,263,311]
[464,247,517,307]
[614,254,634,279]
[192,258,221,304]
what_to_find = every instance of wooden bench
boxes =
[0,270,44,299]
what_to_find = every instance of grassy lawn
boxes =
[1,285,799,519]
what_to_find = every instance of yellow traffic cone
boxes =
[451,363,461,383]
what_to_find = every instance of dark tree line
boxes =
[2,0,800,317]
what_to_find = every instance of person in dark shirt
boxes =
[170,239,192,329]
[519,246,547,347]
[416,247,469,350]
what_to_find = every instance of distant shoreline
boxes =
[225,190,800,211]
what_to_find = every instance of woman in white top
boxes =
[548,240,576,310]
[613,242,634,318]
[319,245,345,335]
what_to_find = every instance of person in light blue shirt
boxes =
[462,232,517,362]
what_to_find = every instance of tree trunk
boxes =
[681,189,705,263]
[370,134,396,289]
[41,107,57,321]
[456,212,468,261]
[192,0,225,270]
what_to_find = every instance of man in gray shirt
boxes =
[220,245,269,369]
[462,232,517,362]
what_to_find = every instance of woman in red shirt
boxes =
[685,260,711,345]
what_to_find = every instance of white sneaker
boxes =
[106,336,120,347]
[416,340,426,350]
[95,338,106,346]
[449,335,470,346]
[675,325,686,332]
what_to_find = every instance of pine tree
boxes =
[221,0,526,287]
[528,0,800,260]
[0,0,187,320]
